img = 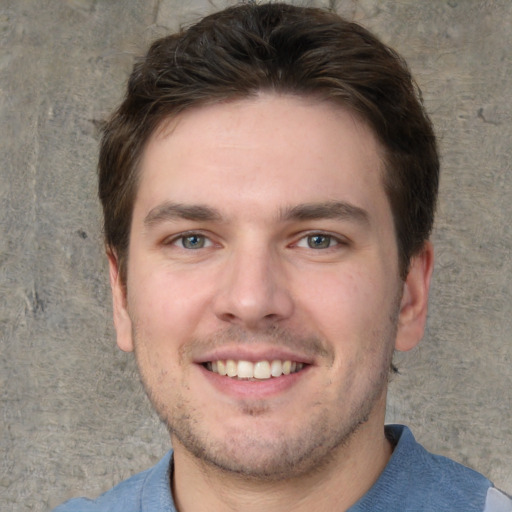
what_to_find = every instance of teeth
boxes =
[271,360,283,377]
[217,360,227,376]
[226,359,237,377]
[254,361,271,379]
[206,359,305,380]
[237,360,254,379]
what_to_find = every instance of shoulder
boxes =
[52,451,175,512]
[385,425,492,493]
[352,425,506,512]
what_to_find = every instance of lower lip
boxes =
[197,364,310,399]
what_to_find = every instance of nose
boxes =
[212,244,294,329]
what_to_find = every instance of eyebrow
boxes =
[143,200,369,227]
[144,202,223,226]
[280,201,370,225]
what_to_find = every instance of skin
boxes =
[109,94,433,512]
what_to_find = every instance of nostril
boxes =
[216,311,237,323]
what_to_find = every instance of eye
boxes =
[175,233,212,249]
[296,233,341,249]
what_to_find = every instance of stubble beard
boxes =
[166,388,385,482]
[133,314,398,482]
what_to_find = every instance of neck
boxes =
[171,412,392,512]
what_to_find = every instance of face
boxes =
[110,94,432,480]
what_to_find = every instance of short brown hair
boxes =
[99,2,439,282]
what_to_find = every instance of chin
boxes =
[169,403,372,482]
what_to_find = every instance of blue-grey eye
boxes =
[181,234,206,249]
[307,234,332,249]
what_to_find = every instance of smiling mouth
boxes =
[203,359,306,380]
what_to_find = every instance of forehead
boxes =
[136,94,388,221]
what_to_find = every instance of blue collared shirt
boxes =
[53,425,511,512]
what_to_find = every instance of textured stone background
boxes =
[1,1,511,510]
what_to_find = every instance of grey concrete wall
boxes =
[1,1,511,510]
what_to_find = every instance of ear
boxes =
[107,249,134,352]
[395,241,434,352]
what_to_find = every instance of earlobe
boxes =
[107,249,135,352]
[395,241,434,352]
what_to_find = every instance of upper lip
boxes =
[193,346,315,366]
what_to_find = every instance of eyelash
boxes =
[164,232,214,250]
[294,232,348,250]
[162,231,348,251]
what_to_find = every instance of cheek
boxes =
[295,265,399,353]
[298,269,376,324]
[127,266,214,348]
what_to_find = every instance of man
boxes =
[54,2,511,511]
